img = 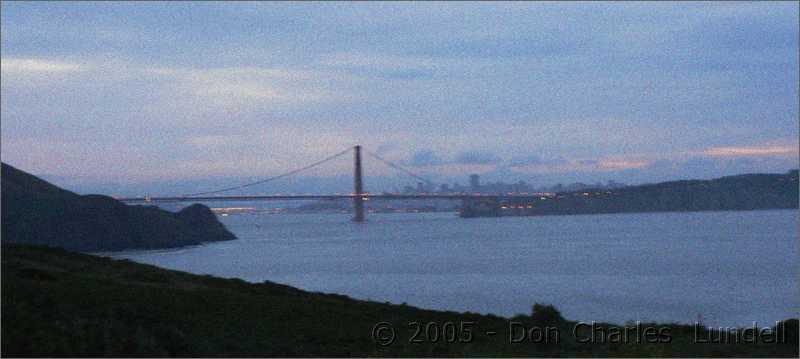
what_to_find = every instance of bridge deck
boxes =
[117,194,546,203]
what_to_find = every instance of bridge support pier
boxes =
[353,145,365,222]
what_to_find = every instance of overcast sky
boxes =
[1,2,798,195]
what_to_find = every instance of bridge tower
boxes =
[353,145,365,222]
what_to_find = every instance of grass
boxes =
[2,244,796,357]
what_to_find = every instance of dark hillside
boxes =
[465,170,799,217]
[2,244,796,357]
[1,163,236,251]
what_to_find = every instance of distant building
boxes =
[439,184,450,193]
[469,174,480,190]
[417,182,426,193]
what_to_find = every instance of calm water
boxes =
[112,209,798,327]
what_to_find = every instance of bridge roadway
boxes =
[117,193,545,203]
[115,146,550,220]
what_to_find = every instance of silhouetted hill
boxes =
[1,163,236,251]
[464,170,799,217]
[2,244,797,356]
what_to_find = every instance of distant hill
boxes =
[463,170,799,217]
[1,163,236,251]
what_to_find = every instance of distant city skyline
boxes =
[402,173,628,195]
[1,2,797,196]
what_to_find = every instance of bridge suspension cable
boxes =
[364,150,435,186]
[182,147,352,197]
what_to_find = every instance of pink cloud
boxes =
[701,145,796,157]
[597,159,653,170]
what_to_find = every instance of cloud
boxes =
[507,154,656,175]
[700,144,796,157]
[146,66,339,107]
[597,159,653,170]
[320,52,436,69]
[378,68,435,80]
[0,137,171,182]
[319,52,438,80]
[375,142,399,155]
[454,150,501,165]
[509,155,567,167]
[185,135,239,148]
[1,58,85,73]
[410,150,444,167]
[3,57,343,108]
[408,149,502,167]
[1,3,797,190]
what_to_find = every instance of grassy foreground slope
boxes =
[2,244,797,357]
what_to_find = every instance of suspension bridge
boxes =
[118,145,544,221]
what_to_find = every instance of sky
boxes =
[1,2,798,195]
